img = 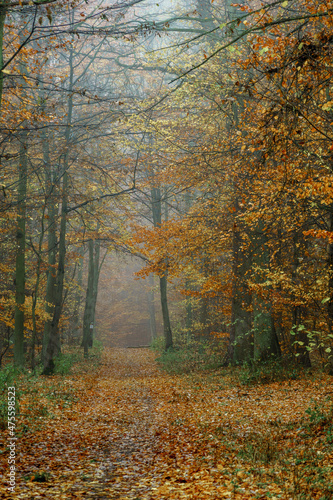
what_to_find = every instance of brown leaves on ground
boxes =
[1,348,333,499]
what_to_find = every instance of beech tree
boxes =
[127,0,333,369]
[3,0,333,372]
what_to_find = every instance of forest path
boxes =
[1,348,333,499]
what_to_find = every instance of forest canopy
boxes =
[0,0,333,374]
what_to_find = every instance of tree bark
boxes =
[43,38,74,374]
[30,202,46,371]
[71,248,84,344]
[0,5,7,111]
[328,210,333,373]
[14,131,28,368]
[147,273,157,341]
[231,213,253,364]
[43,168,68,374]
[82,239,103,357]
[253,222,280,361]
[82,240,95,358]
[151,186,173,350]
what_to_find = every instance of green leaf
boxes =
[321,297,331,304]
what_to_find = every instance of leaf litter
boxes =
[0,348,333,499]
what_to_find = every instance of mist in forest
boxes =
[1,0,333,374]
[96,255,162,347]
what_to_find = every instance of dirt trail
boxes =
[83,348,169,499]
[2,348,197,499]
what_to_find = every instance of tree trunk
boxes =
[30,202,46,371]
[151,186,173,350]
[185,279,193,337]
[43,169,68,374]
[159,275,173,350]
[90,239,101,339]
[231,214,253,364]
[328,210,333,373]
[82,240,95,358]
[184,192,193,336]
[71,249,84,344]
[14,131,28,368]
[0,6,7,111]
[42,164,57,366]
[43,40,74,374]
[253,222,280,361]
[82,239,104,357]
[291,235,311,366]
[147,273,157,341]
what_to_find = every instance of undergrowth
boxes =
[211,387,333,498]
[0,342,104,434]
[235,357,308,386]
[153,335,311,385]
[0,365,20,430]
[53,351,81,375]
[153,335,226,374]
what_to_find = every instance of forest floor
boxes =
[1,348,333,499]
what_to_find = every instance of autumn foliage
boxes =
[129,0,333,369]
[1,0,333,497]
